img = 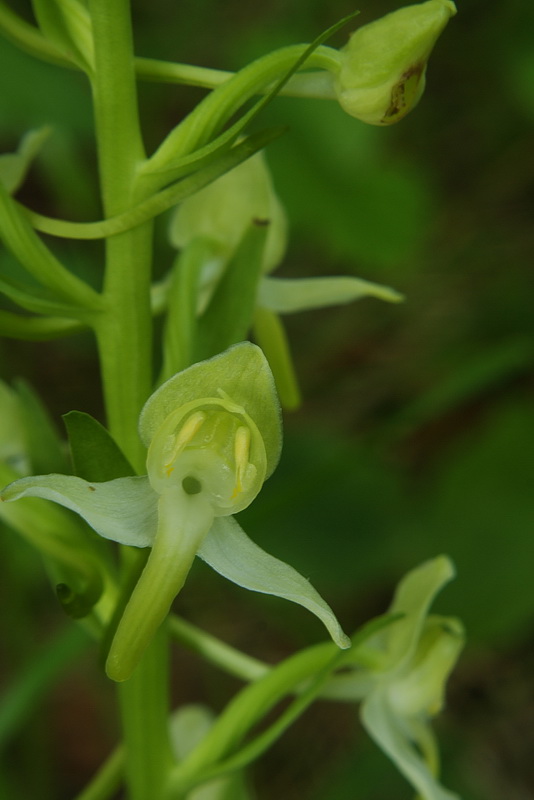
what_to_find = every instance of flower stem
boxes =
[169,614,268,683]
[118,628,173,800]
[87,2,172,798]
[88,0,153,471]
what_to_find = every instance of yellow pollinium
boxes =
[232,426,251,499]
[164,411,206,477]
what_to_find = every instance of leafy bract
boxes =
[63,411,135,482]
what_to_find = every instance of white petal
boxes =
[198,516,350,649]
[384,556,456,672]
[361,690,460,800]
[1,474,158,547]
[258,276,403,313]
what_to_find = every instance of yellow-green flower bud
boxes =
[335,0,457,125]
[169,151,287,274]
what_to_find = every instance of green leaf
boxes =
[139,342,282,479]
[199,515,350,650]
[418,398,534,642]
[63,410,135,482]
[1,473,158,547]
[194,222,268,362]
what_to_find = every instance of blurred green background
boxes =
[1,0,534,797]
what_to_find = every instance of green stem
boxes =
[169,614,268,683]
[94,222,153,470]
[166,642,342,796]
[118,627,173,800]
[136,55,338,98]
[87,3,172,800]
[88,0,152,470]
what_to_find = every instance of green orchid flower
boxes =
[324,556,464,800]
[1,343,350,681]
[166,151,403,407]
[335,0,457,125]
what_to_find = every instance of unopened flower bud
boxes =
[169,151,287,274]
[335,0,456,125]
[388,616,464,718]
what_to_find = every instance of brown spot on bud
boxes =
[383,63,425,123]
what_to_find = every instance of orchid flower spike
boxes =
[1,344,350,681]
